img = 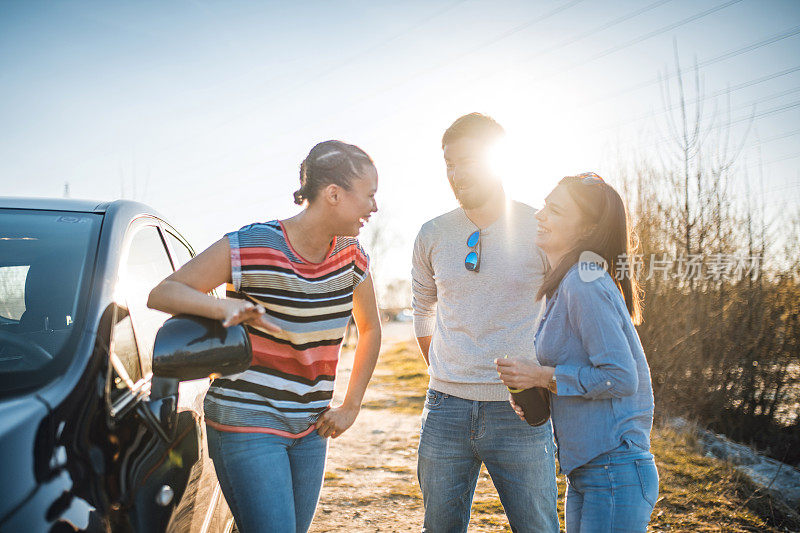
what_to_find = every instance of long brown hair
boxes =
[536,174,643,325]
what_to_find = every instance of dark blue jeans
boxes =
[417,390,559,533]
[206,426,328,533]
[565,442,659,532]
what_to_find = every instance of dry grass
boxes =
[367,341,800,532]
[323,471,343,481]
[362,342,429,414]
[647,427,800,531]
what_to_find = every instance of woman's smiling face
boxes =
[336,165,378,236]
[535,184,590,263]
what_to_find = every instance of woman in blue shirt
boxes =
[496,173,658,532]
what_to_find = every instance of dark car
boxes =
[0,197,240,532]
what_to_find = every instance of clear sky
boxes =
[2,0,799,286]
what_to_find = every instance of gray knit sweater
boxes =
[411,200,548,401]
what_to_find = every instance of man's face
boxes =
[443,136,500,210]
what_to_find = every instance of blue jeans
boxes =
[565,442,659,533]
[417,390,559,533]
[206,426,328,533]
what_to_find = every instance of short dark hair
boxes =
[293,140,375,205]
[442,113,505,148]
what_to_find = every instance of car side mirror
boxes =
[152,314,251,380]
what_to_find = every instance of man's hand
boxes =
[508,394,526,422]
[220,299,281,332]
[315,404,360,438]
[416,336,431,366]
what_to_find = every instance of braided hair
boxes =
[293,140,375,205]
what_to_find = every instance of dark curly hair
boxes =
[293,140,375,205]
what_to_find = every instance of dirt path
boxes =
[310,324,512,532]
[300,323,797,532]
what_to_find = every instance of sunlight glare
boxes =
[485,85,606,210]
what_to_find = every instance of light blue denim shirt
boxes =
[535,263,654,475]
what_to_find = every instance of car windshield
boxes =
[0,209,101,393]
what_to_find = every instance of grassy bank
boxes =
[363,341,800,532]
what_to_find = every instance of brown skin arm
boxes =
[416,336,432,366]
[147,237,280,331]
[315,272,382,438]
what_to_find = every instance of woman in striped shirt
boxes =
[148,140,382,532]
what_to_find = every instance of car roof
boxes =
[0,197,110,212]
[0,197,168,220]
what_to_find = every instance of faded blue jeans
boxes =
[206,426,328,533]
[417,390,559,533]
[565,442,659,532]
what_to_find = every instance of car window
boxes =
[120,225,174,380]
[165,229,223,298]
[108,308,142,399]
[164,231,193,268]
[0,209,101,396]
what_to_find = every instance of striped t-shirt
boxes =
[203,220,369,437]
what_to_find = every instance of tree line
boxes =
[621,58,799,465]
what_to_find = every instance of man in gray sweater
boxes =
[412,113,558,532]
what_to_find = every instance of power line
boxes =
[737,152,800,180]
[354,0,589,103]
[752,149,800,167]
[598,65,800,133]
[640,98,800,151]
[518,0,675,66]
[134,0,591,179]
[276,0,470,93]
[58,0,470,174]
[715,99,800,127]
[459,0,744,94]
[86,0,585,179]
[208,0,585,122]
[753,127,800,146]
[450,0,588,60]
[756,181,800,208]
[319,0,749,136]
[559,0,745,76]
[578,24,800,109]
[132,0,750,176]
[78,1,785,192]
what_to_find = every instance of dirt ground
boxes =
[308,323,800,532]
[310,323,514,533]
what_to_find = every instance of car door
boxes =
[158,224,235,533]
[103,219,203,532]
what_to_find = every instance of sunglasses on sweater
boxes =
[465,229,481,272]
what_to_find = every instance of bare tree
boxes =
[359,212,400,307]
[625,48,799,465]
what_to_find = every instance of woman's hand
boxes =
[317,272,380,440]
[508,395,526,422]
[148,236,282,337]
[315,404,360,438]
[220,299,281,332]
[495,357,553,390]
